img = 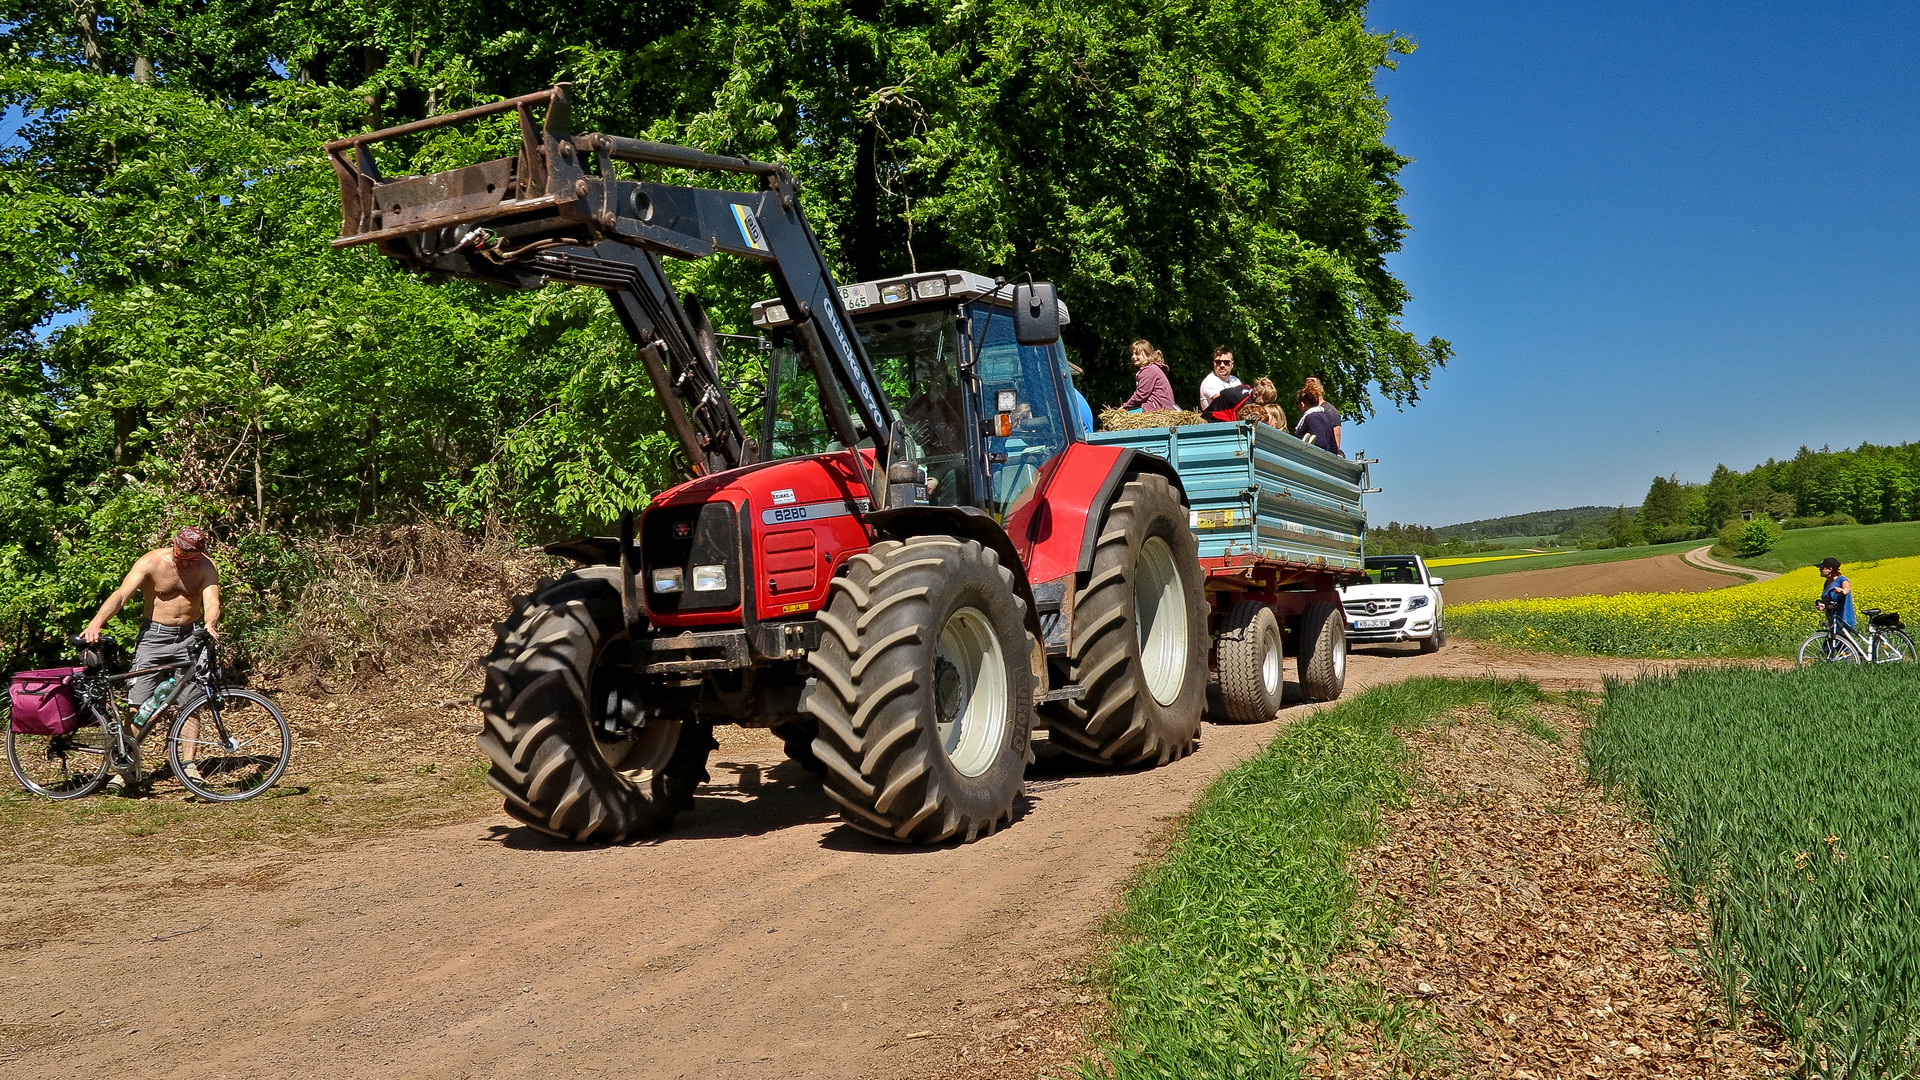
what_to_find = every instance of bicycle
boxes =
[5,627,291,801]
[1796,606,1918,667]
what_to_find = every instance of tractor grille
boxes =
[642,501,742,615]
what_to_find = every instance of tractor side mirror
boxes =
[1012,281,1060,346]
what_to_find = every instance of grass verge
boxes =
[1080,675,1551,1078]
[1722,520,1920,575]
[0,757,496,871]
[1589,664,1920,1074]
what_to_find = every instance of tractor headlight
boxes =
[651,568,684,593]
[914,277,949,299]
[1406,594,1430,610]
[691,564,728,592]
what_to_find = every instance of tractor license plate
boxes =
[1354,618,1391,629]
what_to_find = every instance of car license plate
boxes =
[1354,618,1391,629]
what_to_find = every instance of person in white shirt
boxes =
[1198,346,1241,410]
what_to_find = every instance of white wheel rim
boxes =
[1260,619,1282,697]
[1136,536,1189,706]
[1331,622,1348,683]
[602,719,682,782]
[935,607,1010,778]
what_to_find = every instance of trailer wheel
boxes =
[1215,600,1286,723]
[477,567,716,842]
[1044,474,1207,766]
[803,536,1035,843]
[1297,601,1348,702]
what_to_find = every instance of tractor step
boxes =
[1038,684,1087,703]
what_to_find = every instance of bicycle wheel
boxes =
[1798,631,1861,667]
[6,709,113,800]
[167,689,291,802]
[1874,628,1918,663]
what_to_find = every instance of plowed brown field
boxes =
[1442,554,1737,605]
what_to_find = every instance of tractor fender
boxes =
[863,505,1046,649]
[1017,444,1192,584]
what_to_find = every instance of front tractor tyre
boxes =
[803,537,1036,843]
[1045,474,1208,767]
[1215,600,1285,723]
[1296,601,1349,702]
[477,567,717,842]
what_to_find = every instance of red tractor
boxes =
[329,86,1212,843]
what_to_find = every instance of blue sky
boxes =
[1352,1,1920,527]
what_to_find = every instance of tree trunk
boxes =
[853,122,879,282]
[113,407,139,466]
[70,1,105,75]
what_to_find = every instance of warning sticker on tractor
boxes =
[1191,509,1239,529]
[771,488,797,505]
[781,601,810,614]
[731,204,769,252]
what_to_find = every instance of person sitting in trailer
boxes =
[1119,339,1177,412]
[1203,382,1257,423]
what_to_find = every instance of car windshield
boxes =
[1361,561,1423,586]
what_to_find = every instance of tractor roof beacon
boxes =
[329,85,1212,845]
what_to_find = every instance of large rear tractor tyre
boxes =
[803,537,1036,843]
[1044,474,1208,766]
[1215,600,1285,723]
[1297,601,1348,703]
[477,567,716,842]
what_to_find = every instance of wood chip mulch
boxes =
[1318,703,1790,1078]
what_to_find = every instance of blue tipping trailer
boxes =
[1088,420,1370,713]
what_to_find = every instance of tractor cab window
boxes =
[970,306,1070,522]
[766,314,969,507]
[856,315,968,506]
[765,342,847,459]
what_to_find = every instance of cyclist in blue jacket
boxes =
[1817,557,1855,629]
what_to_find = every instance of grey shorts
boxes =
[130,621,198,708]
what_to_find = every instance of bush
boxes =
[1782,513,1859,530]
[1653,524,1708,543]
[1717,516,1783,557]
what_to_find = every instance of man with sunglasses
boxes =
[81,526,222,706]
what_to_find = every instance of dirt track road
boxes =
[1,642,1700,1080]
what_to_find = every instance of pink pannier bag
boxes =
[9,668,86,736]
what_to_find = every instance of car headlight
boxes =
[691,564,728,592]
[1406,594,1430,609]
[651,568,684,593]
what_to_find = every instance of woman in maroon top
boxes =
[1121,339,1177,411]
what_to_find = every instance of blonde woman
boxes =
[1237,377,1287,429]
[1120,339,1177,411]
[1293,376,1343,456]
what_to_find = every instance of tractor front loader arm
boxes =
[325,84,894,477]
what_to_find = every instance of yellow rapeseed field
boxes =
[1424,552,1553,567]
[1449,556,1920,656]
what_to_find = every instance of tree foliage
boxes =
[1,0,1443,663]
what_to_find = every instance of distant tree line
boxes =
[1367,442,1916,558]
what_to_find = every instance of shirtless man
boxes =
[82,526,222,706]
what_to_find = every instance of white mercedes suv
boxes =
[1339,554,1446,652]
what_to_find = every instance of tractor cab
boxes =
[751,270,1078,522]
